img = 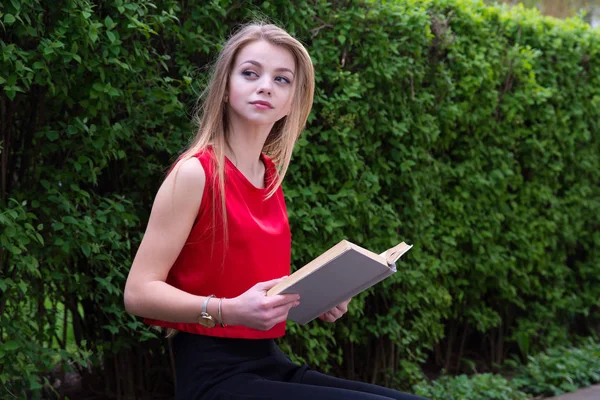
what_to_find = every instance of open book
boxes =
[266,240,413,325]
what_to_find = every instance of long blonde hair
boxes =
[171,22,314,239]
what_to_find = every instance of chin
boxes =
[243,115,279,126]
[229,107,282,127]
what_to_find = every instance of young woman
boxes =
[124,22,426,400]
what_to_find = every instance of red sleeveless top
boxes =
[144,147,291,339]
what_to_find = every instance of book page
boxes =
[384,242,413,265]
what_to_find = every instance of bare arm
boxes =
[123,157,300,329]
[123,157,210,323]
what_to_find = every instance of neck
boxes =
[225,116,274,175]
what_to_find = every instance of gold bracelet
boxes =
[217,297,227,328]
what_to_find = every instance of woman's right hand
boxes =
[225,277,300,330]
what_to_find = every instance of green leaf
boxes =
[89,26,98,43]
[107,87,119,97]
[3,341,19,351]
[5,88,16,101]
[3,225,16,238]
[32,61,45,70]
[29,377,42,390]
[9,245,22,255]
[82,243,91,257]
[4,14,15,25]
[64,216,78,224]
[104,16,115,29]
[10,0,21,12]
[46,131,59,141]
[103,325,119,335]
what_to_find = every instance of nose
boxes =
[257,76,273,96]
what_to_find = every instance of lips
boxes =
[250,100,274,109]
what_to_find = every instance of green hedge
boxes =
[414,373,528,400]
[513,339,600,396]
[414,339,600,399]
[1,0,599,397]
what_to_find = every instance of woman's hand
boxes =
[225,277,300,330]
[318,298,351,323]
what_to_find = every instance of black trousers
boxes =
[171,331,426,400]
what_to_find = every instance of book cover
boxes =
[267,240,412,325]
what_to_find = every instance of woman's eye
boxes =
[242,70,258,78]
[275,76,291,84]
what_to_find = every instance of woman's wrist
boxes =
[221,297,239,326]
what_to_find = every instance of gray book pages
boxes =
[279,249,396,325]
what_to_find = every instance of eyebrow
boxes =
[240,60,295,76]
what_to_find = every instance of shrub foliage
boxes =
[513,340,600,396]
[414,373,529,400]
[1,0,599,397]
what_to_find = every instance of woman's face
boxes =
[226,40,296,128]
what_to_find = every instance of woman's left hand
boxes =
[318,298,351,323]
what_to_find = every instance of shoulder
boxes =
[178,156,205,179]
[162,157,206,202]
[141,157,207,243]
[167,146,214,188]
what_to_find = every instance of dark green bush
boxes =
[413,373,528,400]
[2,0,599,397]
[512,339,600,396]
[414,340,600,399]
